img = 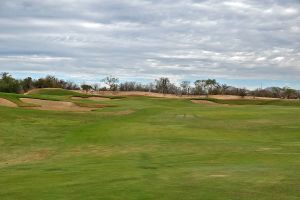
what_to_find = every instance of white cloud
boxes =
[0,0,299,85]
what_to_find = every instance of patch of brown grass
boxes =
[0,149,51,167]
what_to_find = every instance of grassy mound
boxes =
[0,92,35,107]
[191,98,300,106]
[27,88,86,96]
[0,90,118,111]
[26,88,124,100]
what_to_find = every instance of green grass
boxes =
[192,97,300,106]
[0,89,118,108]
[27,88,125,100]
[27,88,86,96]
[0,94,300,200]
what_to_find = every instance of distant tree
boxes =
[81,84,93,93]
[92,83,100,91]
[238,88,247,98]
[147,83,155,92]
[155,77,170,94]
[65,81,79,90]
[220,84,230,95]
[99,87,108,91]
[194,80,206,95]
[102,76,119,91]
[205,79,219,95]
[34,75,61,88]
[21,77,34,92]
[269,87,282,98]
[283,87,297,99]
[0,72,22,93]
[167,83,180,95]
[119,81,136,91]
[180,81,190,95]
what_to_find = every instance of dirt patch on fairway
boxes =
[20,98,94,112]
[191,100,219,105]
[0,98,17,107]
[256,147,282,151]
[209,174,229,178]
[1,149,51,166]
[68,144,155,158]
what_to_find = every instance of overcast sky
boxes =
[0,0,299,88]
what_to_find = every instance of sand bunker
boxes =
[191,100,219,105]
[20,98,94,112]
[76,90,280,100]
[0,98,17,107]
[71,97,110,101]
[89,97,111,101]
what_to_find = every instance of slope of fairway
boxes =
[26,88,83,96]
[192,98,300,106]
[0,95,299,200]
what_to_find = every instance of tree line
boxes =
[0,72,79,93]
[1,72,299,99]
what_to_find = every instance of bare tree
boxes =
[155,77,170,94]
[102,76,119,91]
[205,79,218,95]
[220,84,230,95]
[238,88,247,98]
[194,80,205,95]
[92,83,100,91]
[180,81,190,95]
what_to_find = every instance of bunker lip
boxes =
[191,100,220,105]
[0,98,18,107]
[20,98,94,112]
[74,90,281,100]
[71,96,110,101]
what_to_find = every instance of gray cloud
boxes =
[0,0,299,85]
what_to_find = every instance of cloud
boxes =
[0,0,299,87]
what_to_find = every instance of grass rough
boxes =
[0,93,299,200]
